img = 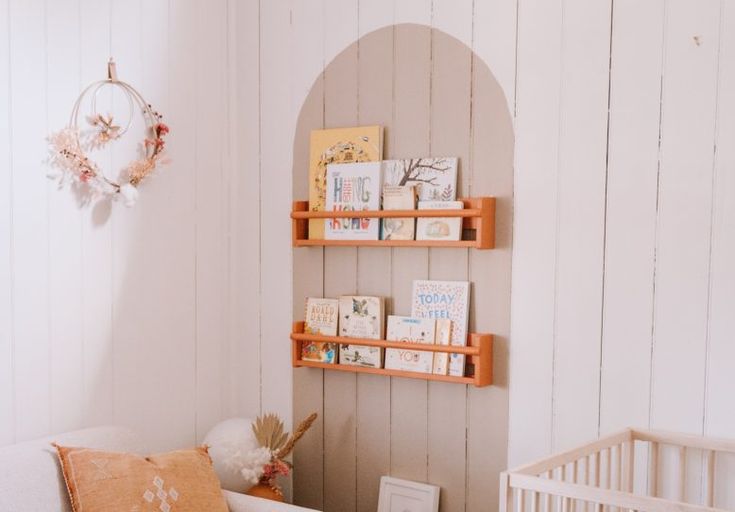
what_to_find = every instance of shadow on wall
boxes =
[291,23,514,512]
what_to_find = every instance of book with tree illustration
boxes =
[382,157,458,201]
[308,126,383,239]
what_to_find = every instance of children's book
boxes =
[432,319,452,375]
[308,126,383,240]
[382,157,458,201]
[416,201,463,241]
[338,296,385,368]
[339,344,383,368]
[384,316,436,373]
[381,185,417,241]
[325,162,382,240]
[411,280,470,377]
[301,298,339,364]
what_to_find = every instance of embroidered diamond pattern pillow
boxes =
[54,444,229,512]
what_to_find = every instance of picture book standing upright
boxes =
[384,316,436,373]
[325,162,382,240]
[411,280,470,377]
[338,296,385,368]
[416,200,464,241]
[382,157,458,201]
[301,298,339,364]
[308,126,383,239]
[381,185,417,240]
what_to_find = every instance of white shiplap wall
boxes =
[0,0,268,451]
[510,1,735,507]
[266,0,733,510]
[2,0,734,510]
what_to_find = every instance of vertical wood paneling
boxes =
[466,0,516,508]
[112,0,196,451]
[0,0,13,446]
[167,0,199,447]
[322,249,358,512]
[551,0,612,451]
[706,0,735,441]
[1,0,260,455]
[194,0,228,441]
[508,0,562,467]
[137,0,194,450]
[650,0,720,440]
[109,0,146,448]
[427,2,473,511]
[79,0,114,428]
[322,2,359,510]
[9,0,51,441]
[259,0,293,436]
[599,0,665,435]
[355,3,394,511]
[389,0,432,485]
[354,255,391,512]
[230,0,262,420]
[705,2,735,508]
[291,0,326,507]
[46,0,84,436]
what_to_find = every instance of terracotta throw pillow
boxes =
[54,444,229,512]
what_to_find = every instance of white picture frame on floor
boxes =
[377,476,440,512]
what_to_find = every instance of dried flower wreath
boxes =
[47,60,170,207]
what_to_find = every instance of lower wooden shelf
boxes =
[291,321,493,387]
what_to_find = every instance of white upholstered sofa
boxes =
[0,426,316,512]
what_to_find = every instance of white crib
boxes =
[501,428,735,512]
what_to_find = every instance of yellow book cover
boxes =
[308,126,383,239]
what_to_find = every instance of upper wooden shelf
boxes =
[291,321,493,387]
[291,196,496,249]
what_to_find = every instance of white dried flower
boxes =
[118,183,139,207]
[224,446,272,485]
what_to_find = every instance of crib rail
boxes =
[501,428,735,512]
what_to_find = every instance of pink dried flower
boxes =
[156,122,170,136]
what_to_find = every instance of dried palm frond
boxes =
[276,412,318,460]
[252,413,289,453]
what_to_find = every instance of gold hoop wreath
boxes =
[47,59,170,207]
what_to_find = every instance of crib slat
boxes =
[559,465,567,512]
[626,441,635,492]
[571,461,579,512]
[500,473,513,512]
[705,449,715,507]
[648,441,659,497]
[586,457,593,512]
[516,488,525,512]
[531,491,540,512]
[679,446,687,502]
[616,444,623,491]
[543,471,551,512]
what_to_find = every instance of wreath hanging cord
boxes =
[47,58,170,207]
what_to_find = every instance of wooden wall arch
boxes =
[291,23,514,512]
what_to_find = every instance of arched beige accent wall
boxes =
[292,24,513,512]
